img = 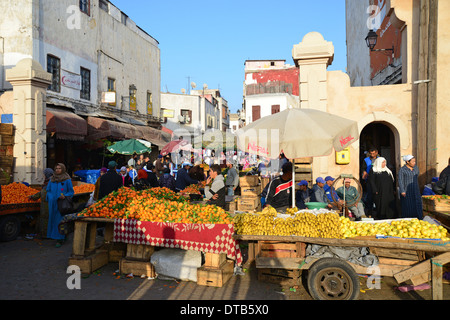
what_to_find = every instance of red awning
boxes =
[46,109,87,141]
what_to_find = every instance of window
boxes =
[79,0,90,15]
[107,78,116,106]
[181,109,192,124]
[129,85,137,111]
[99,0,108,12]
[252,105,261,122]
[47,55,61,93]
[271,105,280,115]
[121,12,128,25]
[147,92,153,115]
[80,67,91,100]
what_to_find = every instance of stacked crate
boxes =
[294,157,313,187]
[0,124,14,185]
[237,175,261,212]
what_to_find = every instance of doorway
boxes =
[359,122,398,179]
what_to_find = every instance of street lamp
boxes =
[365,29,394,54]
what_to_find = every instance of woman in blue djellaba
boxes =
[46,163,74,247]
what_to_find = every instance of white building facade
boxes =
[0,0,161,122]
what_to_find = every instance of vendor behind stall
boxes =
[296,180,312,210]
[175,162,198,191]
[205,164,226,209]
[264,162,293,212]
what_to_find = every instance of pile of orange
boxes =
[73,184,95,194]
[81,187,231,224]
[0,183,40,204]
[180,185,201,195]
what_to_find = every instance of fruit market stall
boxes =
[67,187,242,287]
[233,206,450,300]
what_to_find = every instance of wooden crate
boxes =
[258,268,301,286]
[204,252,227,269]
[105,242,127,263]
[261,177,271,190]
[126,243,155,261]
[225,200,237,212]
[422,197,450,213]
[294,157,313,164]
[239,175,260,187]
[0,124,13,136]
[0,146,13,156]
[0,156,13,167]
[68,249,109,275]
[258,241,305,258]
[0,135,14,146]
[197,260,234,287]
[240,185,262,198]
[119,258,156,278]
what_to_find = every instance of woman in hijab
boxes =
[398,155,423,219]
[368,157,397,220]
[46,163,74,247]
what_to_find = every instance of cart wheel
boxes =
[307,258,360,300]
[0,215,21,242]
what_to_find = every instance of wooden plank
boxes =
[72,221,88,256]
[370,247,421,261]
[377,258,417,266]
[432,258,443,300]
[86,222,97,253]
[394,252,450,284]
[256,257,305,270]
[234,235,450,253]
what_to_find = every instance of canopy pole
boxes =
[292,160,296,208]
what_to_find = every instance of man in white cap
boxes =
[398,155,423,219]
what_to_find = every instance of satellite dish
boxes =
[191,82,197,89]
[181,88,186,94]
[203,84,208,90]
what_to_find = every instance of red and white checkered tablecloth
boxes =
[113,219,243,266]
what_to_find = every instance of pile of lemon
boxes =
[234,207,342,238]
[340,217,449,240]
[234,206,449,241]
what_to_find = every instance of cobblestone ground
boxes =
[0,230,448,302]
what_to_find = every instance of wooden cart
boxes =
[235,234,450,300]
[0,203,40,241]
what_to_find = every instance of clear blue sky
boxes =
[111,0,347,113]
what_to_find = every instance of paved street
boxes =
[0,229,448,302]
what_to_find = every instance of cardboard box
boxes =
[237,197,260,212]
[240,185,262,198]
[239,175,260,187]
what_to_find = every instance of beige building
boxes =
[292,0,449,188]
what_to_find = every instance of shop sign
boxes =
[61,70,81,90]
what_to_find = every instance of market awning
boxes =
[87,117,140,141]
[46,109,87,141]
[137,126,171,148]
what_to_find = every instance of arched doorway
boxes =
[359,122,398,178]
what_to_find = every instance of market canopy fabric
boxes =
[235,108,359,159]
[46,109,87,141]
[86,117,168,146]
[107,139,152,155]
